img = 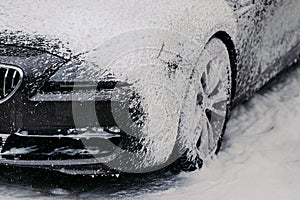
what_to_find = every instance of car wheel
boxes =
[174,37,232,171]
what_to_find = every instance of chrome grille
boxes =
[0,64,23,104]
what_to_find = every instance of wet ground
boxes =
[0,63,300,200]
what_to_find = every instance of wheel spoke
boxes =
[208,106,226,117]
[206,60,221,95]
[198,121,208,157]
[209,88,228,104]
[206,120,215,148]
[198,117,215,158]
[209,81,221,97]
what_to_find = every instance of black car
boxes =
[0,0,299,175]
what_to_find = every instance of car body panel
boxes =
[227,0,300,100]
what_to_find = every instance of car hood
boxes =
[0,0,236,60]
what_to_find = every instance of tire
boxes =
[174,37,232,171]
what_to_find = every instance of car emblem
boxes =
[0,64,23,104]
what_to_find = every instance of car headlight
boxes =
[41,60,127,93]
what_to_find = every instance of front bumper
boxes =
[0,86,141,175]
[0,45,140,175]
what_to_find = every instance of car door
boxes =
[228,0,300,100]
[255,0,300,74]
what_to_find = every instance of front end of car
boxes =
[0,44,141,175]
